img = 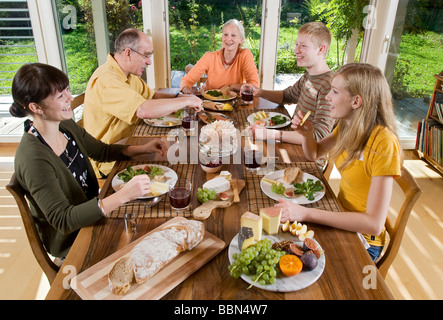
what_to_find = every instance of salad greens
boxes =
[293,179,324,201]
[271,115,287,125]
[117,166,163,183]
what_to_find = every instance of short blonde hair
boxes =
[298,22,331,53]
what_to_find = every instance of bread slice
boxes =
[108,256,134,295]
[283,167,301,184]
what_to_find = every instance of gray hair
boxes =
[114,28,142,53]
[222,19,245,46]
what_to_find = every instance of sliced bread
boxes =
[108,256,134,295]
[283,167,301,184]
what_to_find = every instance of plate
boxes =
[247,112,291,129]
[143,113,181,127]
[202,100,232,112]
[202,89,237,101]
[228,232,325,292]
[199,112,233,124]
[260,170,325,204]
[111,164,178,199]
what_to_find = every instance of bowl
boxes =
[200,162,223,173]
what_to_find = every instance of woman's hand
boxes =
[181,86,192,94]
[275,198,307,222]
[247,124,280,141]
[291,110,313,137]
[118,175,151,202]
[144,139,168,156]
[240,83,260,96]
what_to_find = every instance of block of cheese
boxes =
[218,171,232,181]
[260,207,282,235]
[241,211,262,241]
[150,181,169,196]
[238,226,255,251]
[202,176,230,193]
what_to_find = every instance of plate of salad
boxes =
[260,170,325,204]
[202,89,237,101]
[247,111,291,129]
[111,164,178,199]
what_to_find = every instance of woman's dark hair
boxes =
[10,63,69,118]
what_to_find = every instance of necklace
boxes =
[221,48,240,66]
[42,131,67,157]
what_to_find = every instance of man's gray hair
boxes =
[114,28,141,53]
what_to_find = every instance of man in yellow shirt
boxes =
[83,28,203,177]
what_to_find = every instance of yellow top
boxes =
[334,125,401,246]
[83,54,155,176]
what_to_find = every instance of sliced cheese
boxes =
[219,171,232,181]
[202,176,230,193]
[150,181,169,196]
[259,207,282,235]
[238,226,255,251]
[241,212,262,241]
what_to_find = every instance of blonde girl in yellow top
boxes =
[277,63,402,261]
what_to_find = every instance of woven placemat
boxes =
[107,161,196,218]
[132,118,178,137]
[237,106,293,132]
[244,162,340,213]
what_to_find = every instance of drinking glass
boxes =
[169,179,192,213]
[124,212,138,233]
[244,148,263,172]
[181,107,196,131]
[241,89,254,105]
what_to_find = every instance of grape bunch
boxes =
[197,187,217,203]
[228,238,286,287]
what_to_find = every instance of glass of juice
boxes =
[241,89,254,105]
[168,179,192,213]
[181,107,196,131]
[244,148,263,172]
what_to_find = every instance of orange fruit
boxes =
[279,254,303,277]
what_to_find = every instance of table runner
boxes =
[107,161,196,218]
[244,162,340,214]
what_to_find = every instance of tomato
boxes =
[279,254,303,277]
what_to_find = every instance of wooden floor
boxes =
[0,142,442,300]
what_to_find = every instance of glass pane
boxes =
[0,0,38,95]
[168,0,262,88]
[385,0,443,145]
[53,0,144,95]
[276,0,369,90]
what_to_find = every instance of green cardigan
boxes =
[15,119,129,258]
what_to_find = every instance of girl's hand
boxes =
[275,198,305,222]
[119,175,151,201]
[291,110,313,136]
[145,139,168,156]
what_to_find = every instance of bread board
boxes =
[192,179,245,220]
[72,217,226,300]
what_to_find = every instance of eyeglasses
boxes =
[130,48,153,60]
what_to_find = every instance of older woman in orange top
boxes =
[180,19,259,94]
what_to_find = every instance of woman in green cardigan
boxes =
[10,63,168,259]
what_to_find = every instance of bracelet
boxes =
[98,199,108,218]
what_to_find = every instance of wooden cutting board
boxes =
[72,217,225,300]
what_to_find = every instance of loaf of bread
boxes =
[283,167,301,184]
[108,219,205,295]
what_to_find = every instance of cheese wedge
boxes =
[150,181,169,196]
[241,212,262,241]
[238,226,254,251]
[202,176,230,193]
[260,207,282,235]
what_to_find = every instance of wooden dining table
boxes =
[45,91,394,301]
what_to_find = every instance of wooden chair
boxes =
[6,173,60,284]
[71,92,85,127]
[376,166,422,278]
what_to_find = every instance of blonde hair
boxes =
[298,22,331,55]
[330,63,400,170]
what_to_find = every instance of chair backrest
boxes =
[71,92,85,127]
[376,166,422,278]
[6,173,60,284]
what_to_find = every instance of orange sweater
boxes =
[180,48,259,90]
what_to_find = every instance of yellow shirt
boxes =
[83,54,155,176]
[334,125,401,246]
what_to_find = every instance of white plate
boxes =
[228,232,325,292]
[143,113,181,127]
[260,170,325,204]
[112,164,178,199]
[247,112,291,129]
[202,90,237,101]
